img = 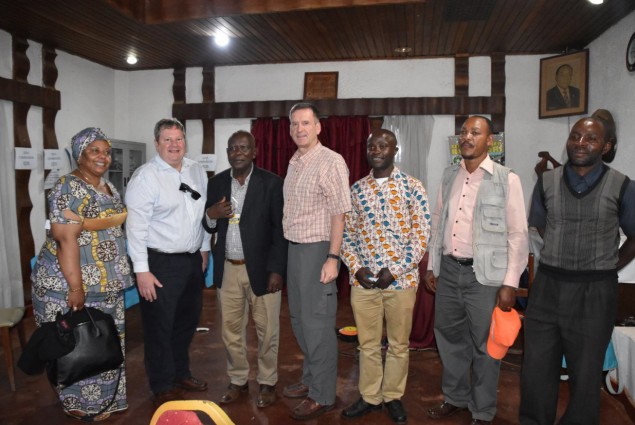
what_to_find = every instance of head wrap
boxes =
[71,127,110,162]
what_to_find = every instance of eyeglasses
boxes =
[179,183,201,200]
[226,145,251,154]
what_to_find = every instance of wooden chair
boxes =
[0,307,26,391]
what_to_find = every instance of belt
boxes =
[148,248,195,256]
[447,255,473,266]
[226,259,246,265]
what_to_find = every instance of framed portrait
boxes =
[539,50,588,119]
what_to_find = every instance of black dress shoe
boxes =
[153,388,185,407]
[385,400,407,424]
[341,397,382,418]
[427,401,466,418]
[175,376,208,392]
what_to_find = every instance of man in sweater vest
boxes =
[520,110,635,425]
[424,116,528,425]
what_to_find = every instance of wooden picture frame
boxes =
[539,50,588,119]
[303,72,338,100]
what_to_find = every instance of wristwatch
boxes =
[326,253,340,260]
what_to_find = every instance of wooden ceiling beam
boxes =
[105,0,426,23]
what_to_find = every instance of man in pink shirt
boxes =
[424,116,528,425]
[282,102,352,421]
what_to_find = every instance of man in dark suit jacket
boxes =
[546,64,580,110]
[202,130,287,409]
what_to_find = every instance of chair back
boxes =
[150,400,236,425]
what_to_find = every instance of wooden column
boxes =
[172,68,186,125]
[12,36,35,303]
[42,45,59,219]
[201,66,215,160]
[490,53,506,133]
[454,53,469,133]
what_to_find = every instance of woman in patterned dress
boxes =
[31,127,133,421]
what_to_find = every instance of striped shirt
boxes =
[283,142,352,243]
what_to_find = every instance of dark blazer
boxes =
[202,166,287,296]
[546,85,580,110]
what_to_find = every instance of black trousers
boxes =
[140,250,204,394]
[519,270,618,425]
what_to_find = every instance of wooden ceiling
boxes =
[1,0,633,71]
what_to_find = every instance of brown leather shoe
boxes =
[257,384,277,408]
[153,388,185,407]
[219,382,249,404]
[290,397,334,420]
[283,382,309,398]
[427,401,466,418]
[175,376,208,392]
[470,420,492,425]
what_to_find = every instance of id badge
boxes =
[229,213,240,225]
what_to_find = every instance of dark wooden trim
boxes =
[454,54,469,97]
[202,66,214,103]
[173,96,505,120]
[0,77,61,110]
[490,53,506,132]
[173,68,186,105]
[12,36,29,81]
[454,54,470,134]
[201,66,215,172]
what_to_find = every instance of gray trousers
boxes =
[434,255,500,421]
[287,241,338,405]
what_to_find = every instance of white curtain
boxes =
[0,101,25,308]
[382,115,434,185]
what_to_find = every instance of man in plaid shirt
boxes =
[282,102,352,421]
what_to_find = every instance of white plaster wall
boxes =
[469,56,492,97]
[114,68,173,145]
[587,11,635,179]
[215,58,455,102]
[0,30,10,78]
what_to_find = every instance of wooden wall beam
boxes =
[454,54,469,133]
[173,96,505,121]
[0,77,61,109]
[12,36,35,304]
[490,52,506,132]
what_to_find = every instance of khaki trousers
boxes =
[218,261,281,386]
[351,285,417,404]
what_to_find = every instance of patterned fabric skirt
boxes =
[31,289,128,415]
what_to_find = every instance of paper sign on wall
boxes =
[195,154,217,172]
[15,147,36,170]
[44,169,62,190]
[44,149,64,170]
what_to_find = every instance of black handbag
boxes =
[47,306,124,389]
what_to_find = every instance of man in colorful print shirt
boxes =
[341,129,431,424]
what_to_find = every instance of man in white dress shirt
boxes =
[126,118,211,406]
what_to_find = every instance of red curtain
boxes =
[252,116,370,184]
[251,116,371,299]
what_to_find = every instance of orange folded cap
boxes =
[487,306,521,360]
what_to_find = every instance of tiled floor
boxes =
[1,288,633,424]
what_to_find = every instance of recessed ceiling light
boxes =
[214,33,230,47]
[126,54,138,65]
[588,0,603,4]
[394,47,412,54]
